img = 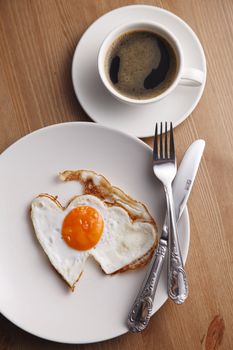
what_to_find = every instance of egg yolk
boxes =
[62,206,104,251]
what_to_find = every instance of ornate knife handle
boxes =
[168,236,188,304]
[127,239,167,333]
[165,185,188,304]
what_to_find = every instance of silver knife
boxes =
[127,139,205,333]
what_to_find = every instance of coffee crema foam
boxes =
[105,30,178,99]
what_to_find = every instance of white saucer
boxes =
[72,5,207,138]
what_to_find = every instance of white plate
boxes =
[72,5,206,138]
[0,122,189,343]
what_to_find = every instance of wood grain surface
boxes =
[0,0,232,349]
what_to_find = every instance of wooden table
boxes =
[0,1,232,349]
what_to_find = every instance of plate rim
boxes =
[1,121,150,156]
[0,121,190,344]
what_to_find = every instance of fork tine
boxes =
[153,123,158,160]
[160,122,163,159]
[170,122,175,160]
[165,122,168,158]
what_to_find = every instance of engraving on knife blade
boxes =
[185,179,192,190]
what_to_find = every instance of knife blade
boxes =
[127,139,205,333]
[161,139,205,239]
[174,139,205,221]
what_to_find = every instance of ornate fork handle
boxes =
[127,239,167,332]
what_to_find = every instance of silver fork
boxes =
[153,122,188,304]
[127,122,188,333]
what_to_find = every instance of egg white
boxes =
[31,194,156,289]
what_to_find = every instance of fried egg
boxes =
[30,170,158,290]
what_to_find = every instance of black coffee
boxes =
[105,30,178,99]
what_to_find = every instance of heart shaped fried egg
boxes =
[30,170,158,290]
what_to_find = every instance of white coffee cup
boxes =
[98,21,205,105]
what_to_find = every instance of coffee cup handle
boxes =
[179,68,205,87]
